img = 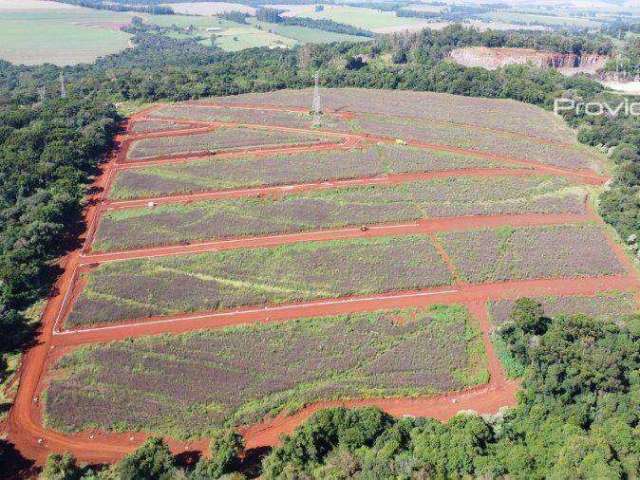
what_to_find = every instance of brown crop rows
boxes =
[5,91,638,469]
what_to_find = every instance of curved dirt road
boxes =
[4,102,633,469]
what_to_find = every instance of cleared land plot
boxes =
[149,104,352,131]
[355,113,599,170]
[209,88,575,144]
[95,176,586,252]
[488,292,638,327]
[67,236,452,327]
[109,145,523,200]
[47,305,487,438]
[126,128,326,160]
[440,224,625,284]
[130,119,193,134]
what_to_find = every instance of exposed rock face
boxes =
[450,47,608,76]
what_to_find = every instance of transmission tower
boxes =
[59,72,67,98]
[37,86,46,104]
[312,71,322,128]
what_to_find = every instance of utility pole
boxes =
[312,71,322,128]
[59,72,66,98]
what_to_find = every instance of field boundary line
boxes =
[103,167,539,209]
[179,101,578,147]
[53,274,640,341]
[124,114,608,184]
[81,212,594,262]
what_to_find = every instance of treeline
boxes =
[36,301,640,478]
[255,7,375,37]
[0,97,118,376]
[52,0,173,14]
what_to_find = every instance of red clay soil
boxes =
[52,274,640,344]
[102,167,539,210]
[81,212,593,263]
[116,135,362,170]
[1,102,630,468]
[123,112,607,185]
[240,301,519,449]
[184,101,575,147]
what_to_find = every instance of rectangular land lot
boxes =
[68,236,452,327]
[130,119,193,134]
[209,88,576,144]
[109,145,523,200]
[47,305,488,438]
[149,104,353,131]
[440,224,625,283]
[488,292,638,326]
[126,128,326,160]
[355,113,599,170]
[95,176,585,252]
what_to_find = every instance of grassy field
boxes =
[250,19,370,44]
[140,14,297,52]
[279,5,433,32]
[439,224,625,283]
[68,236,452,327]
[126,128,325,160]
[96,175,585,252]
[0,2,133,65]
[208,27,296,51]
[483,11,602,29]
[163,2,257,15]
[108,145,520,200]
[47,305,488,439]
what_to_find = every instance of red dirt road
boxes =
[102,167,538,210]
[53,274,640,344]
[3,101,634,469]
[81,212,593,263]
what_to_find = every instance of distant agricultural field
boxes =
[95,176,585,252]
[165,2,257,15]
[67,236,452,327]
[250,19,371,44]
[0,1,133,65]
[109,145,519,200]
[210,88,575,144]
[440,224,625,283]
[278,5,434,33]
[47,305,488,438]
[488,292,637,327]
[126,128,326,160]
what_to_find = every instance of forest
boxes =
[2,21,640,478]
